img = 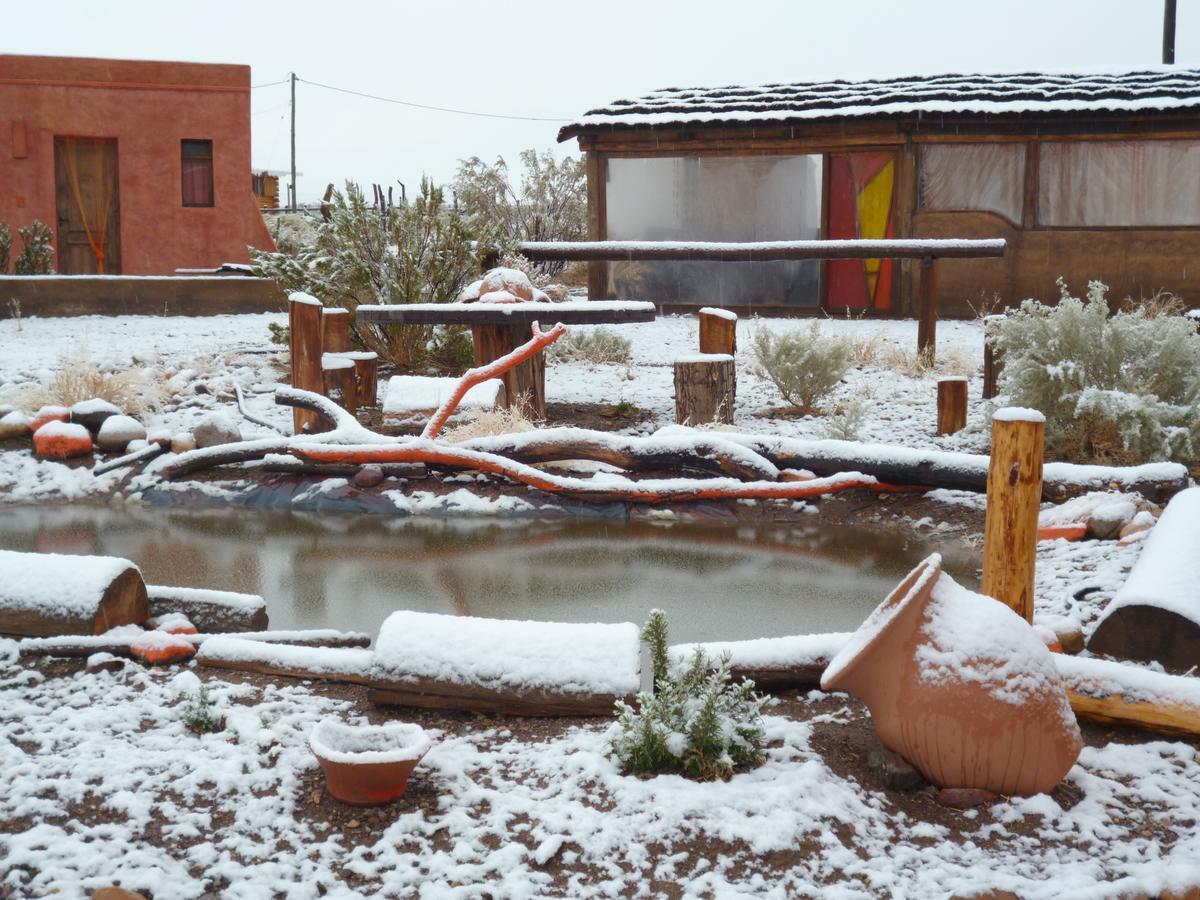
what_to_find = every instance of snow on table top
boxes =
[383,375,503,416]
[196,636,372,677]
[372,611,640,696]
[1096,486,1200,626]
[146,584,266,611]
[0,549,137,616]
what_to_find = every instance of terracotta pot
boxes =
[310,718,432,806]
[821,553,1082,796]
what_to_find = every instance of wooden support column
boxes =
[289,295,325,434]
[472,324,546,419]
[585,149,609,300]
[322,354,357,412]
[698,308,737,355]
[674,354,735,426]
[352,352,379,410]
[981,408,1045,622]
[982,314,1006,400]
[936,377,968,435]
[916,256,938,363]
[322,307,351,352]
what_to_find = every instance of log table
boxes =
[355,301,657,419]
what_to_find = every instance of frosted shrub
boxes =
[183,686,222,734]
[996,279,1200,464]
[11,221,55,275]
[548,328,632,365]
[609,610,772,782]
[752,322,851,412]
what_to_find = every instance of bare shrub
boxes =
[848,332,883,367]
[441,403,536,442]
[6,351,172,416]
[549,328,633,365]
[752,322,851,413]
[879,344,975,378]
[1121,288,1187,319]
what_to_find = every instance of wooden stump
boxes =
[674,354,735,426]
[936,377,968,435]
[322,307,351,353]
[352,352,379,410]
[0,550,148,637]
[699,307,737,355]
[981,409,1045,622]
[322,354,358,412]
[289,295,325,434]
[471,324,545,419]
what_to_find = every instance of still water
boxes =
[0,504,980,644]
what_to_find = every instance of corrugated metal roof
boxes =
[559,68,1200,139]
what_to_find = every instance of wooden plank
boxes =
[198,656,373,686]
[520,239,1007,263]
[358,302,657,327]
[586,151,609,300]
[17,629,372,658]
[368,678,629,718]
[289,297,325,433]
[352,353,379,410]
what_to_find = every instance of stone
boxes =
[29,405,70,433]
[936,787,997,810]
[1053,624,1085,655]
[97,415,147,451]
[194,415,242,449]
[170,431,198,454]
[0,410,31,440]
[1087,500,1138,540]
[91,888,148,900]
[868,742,926,791]
[33,421,93,459]
[147,428,173,447]
[1118,510,1157,541]
[1160,887,1200,900]
[352,465,385,488]
[86,652,127,674]
[477,266,534,301]
[69,397,122,431]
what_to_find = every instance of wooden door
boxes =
[825,151,896,310]
[54,138,121,274]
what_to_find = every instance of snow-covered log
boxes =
[1055,654,1200,739]
[669,632,852,690]
[17,627,371,658]
[0,550,148,638]
[147,585,269,633]
[1088,487,1200,671]
[196,636,372,684]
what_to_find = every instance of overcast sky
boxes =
[8,0,1198,202]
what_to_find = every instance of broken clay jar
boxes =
[821,553,1082,796]
[310,718,432,806]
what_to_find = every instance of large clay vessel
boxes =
[821,553,1082,796]
[310,718,432,806]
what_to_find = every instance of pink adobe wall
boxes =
[0,54,275,274]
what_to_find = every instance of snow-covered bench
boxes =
[381,375,505,423]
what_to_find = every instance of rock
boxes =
[194,415,241,449]
[1054,624,1085,655]
[0,410,31,440]
[147,428,173,447]
[1087,500,1138,540]
[477,266,534,301]
[1159,887,1200,900]
[33,421,93,459]
[130,632,196,665]
[92,888,148,900]
[147,613,198,635]
[86,652,127,673]
[125,439,149,453]
[69,397,122,431]
[936,787,997,810]
[170,431,198,454]
[1119,510,1157,541]
[352,465,385,489]
[868,742,926,791]
[97,415,147,451]
[29,405,69,433]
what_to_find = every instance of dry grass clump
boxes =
[878,344,976,378]
[441,403,537,442]
[6,358,172,417]
[549,328,633,366]
[1122,289,1187,318]
[848,332,884,367]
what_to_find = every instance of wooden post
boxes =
[322,308,351,353]
[936,377,968,435]
[982,314,1005,400]
[472,324,546,419]
[289,295,325,434]
[352,351,379,410]
[698,307,737,355]
[674,354,735,426]
[322,354,358,412]
[981,408,1045,622]
[916,256,938,364]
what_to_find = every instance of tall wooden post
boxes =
[981,408,1045,623]
[289,72,298,211]
[698,307,737,355]
[917,256,938,363]
[982,314,1005,400]
[936,377,967,435]
[322,307,351,353]
[288,295,324,434]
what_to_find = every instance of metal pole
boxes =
[290,72,297,211]
[1164,0,1177,64]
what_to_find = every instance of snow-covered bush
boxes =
[752,322,851,412]
[251,180,484,370]
[549,328,632,365]
[996,279,1200,464]
[183,686,222,734]
[6,220,55,275]
[610,611,772,782]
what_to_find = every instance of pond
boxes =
[0,504,980,644]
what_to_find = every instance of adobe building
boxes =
[0,54,274,274]
[559,68,1200,317]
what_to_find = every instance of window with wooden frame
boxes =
[918,143,1026,224]
[181,139,214,207]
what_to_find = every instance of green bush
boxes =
[548,328,632,365]
[4,221,55,275]
[995,279,1200,465]
[752,322,851,412]
[609,610,773,782]
[183,686,222,734]
[0,223,10,272]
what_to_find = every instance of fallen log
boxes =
[147,585,270,633]
[156,437,291,480]
[669,632,851,690]
[195,636,373,684]
[93,442,167,476]
[18,627,371,658]
[0,549,148,638]
[368,679,625,717]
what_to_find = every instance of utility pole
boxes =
[290,72,298,210]
[1164,0,1177,64]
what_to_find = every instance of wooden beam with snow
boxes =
[18,628,372,659]
[195,636,373,684]
[0,550,148,638]
[147,585,269,633]
[517,238,1008,263]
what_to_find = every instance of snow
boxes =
[382,375,504,416]
[1038,490,1144,528]
[33,420,89,441]
[0,549,137,618]
[1056,653,1200,708]
[372,611,641,696]
[147,584,266,614]
[1095,486,1200,626]
[197,636,372,678]
[698,306,737,320]
[670,632,852,670]
[18,628,369,654]
[96,414,145,445]
[674,352,734,363]
[288,291,323,306]
[309,718,431,765]
[68,398,121,417]
[320,353,355,371]
[994,406,1047,423]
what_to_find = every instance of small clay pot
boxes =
[310,718,432,806]
[821,553,1082,796]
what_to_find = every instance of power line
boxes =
[252,78,288,89]
[297,76,570,123]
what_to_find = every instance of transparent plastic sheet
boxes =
[919,143,1025,224]
[605,156,823,307]
[1038,140,1200,227]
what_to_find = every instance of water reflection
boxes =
[0,504,980,644]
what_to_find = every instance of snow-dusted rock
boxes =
[1119,509,1157,540]
[194,415,242,449]
[97,415,147,451]
[0,410,31,440]
[33,421,93,460]
[352,464,385,488]
[170,431,197,454]
[29,405,69,433]
[1087,500,1138,540]
[69,398,122,431]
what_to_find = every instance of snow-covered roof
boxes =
[560,68,1200,138]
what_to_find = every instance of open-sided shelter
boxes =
[0,54,273,274]
[559,68,1200,316]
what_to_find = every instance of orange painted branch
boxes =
[421,321,568,440]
